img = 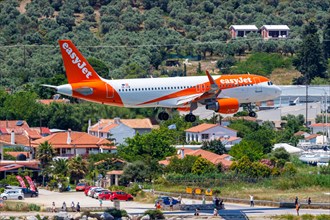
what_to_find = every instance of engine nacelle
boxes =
[206,98,240,114]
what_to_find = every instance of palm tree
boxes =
[68,156,88,184]
[36,141,56,168]
[52,158,69,177]
[36,141,56,186]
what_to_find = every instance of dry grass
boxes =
[269,68,301,85]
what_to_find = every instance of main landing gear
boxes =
[158,111,169,121]
[185,113,196,122]
[247,104,257,117]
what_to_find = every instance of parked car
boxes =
[21,188,38,197]
[84,186,94,196]
[93,189,108,199]
[98,191,113,200]
[156,196,179,205]
[1,189,24,200]
[0,198,4,208]
[75,183,88,191]
[110,191,133,201]
[89,187,102,197]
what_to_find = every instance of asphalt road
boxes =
[1,189,329,219]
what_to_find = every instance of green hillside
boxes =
[0,0,329,94]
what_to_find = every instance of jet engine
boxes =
[206,98,239,114]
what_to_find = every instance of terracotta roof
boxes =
[38,99,70,105]
[223,116,257,122]
[305,134,320,140]
[310,123,330,127]
[5,152,30,158]
[89,118,153,132]
[0,160,40,169]
[106,170,123,175]
[220,136,241,142]
[185,123,218,132]
[0,164,24,172]
[0,120,30,129]
[0,134,30,145]
[159,149,233,169]
[30,127,51,135]
[31,131,114,149]
[294,131,309,136]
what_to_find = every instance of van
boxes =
[0,189,24,200]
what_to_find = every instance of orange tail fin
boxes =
[59,40,101,84]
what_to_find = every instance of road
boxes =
[0,189,329,219]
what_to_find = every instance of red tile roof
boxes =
[0,120,30,130]
[0,164,25,172]
[305,134,320,140]
[310,123,330,127]
[294,131,309,136]
[0,134,30,145]
[159,149,233,169]
[5,152,30,158]
[38,99,70,105]
[0,160,40,169]
[89,118,153,132]
[107,170,123,175]
[185,123,218,132]
[31,131,114,149]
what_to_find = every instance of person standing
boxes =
[213,208,218,216]
[194,208,199,216]
[308,197,311,205]
[62,202,67,212]
[76,202,80,212]
[71,201,75,212]
[169,197,173,211]
[296,202,300,216]
[99,199,103,207]
[52,202,56,213]
[249,195,254,207]
[294,196,299,206]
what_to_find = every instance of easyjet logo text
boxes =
[62,42,92,79]
[220,77,252,85]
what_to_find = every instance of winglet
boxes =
[205,70,219,91]
[59,40,101,84]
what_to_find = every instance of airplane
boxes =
[43,40,282,122]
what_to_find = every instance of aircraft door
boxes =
[106,83,114,98]
[253,77,262,93]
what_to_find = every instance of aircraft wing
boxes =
[177,70,221,106]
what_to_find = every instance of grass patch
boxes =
[271,214,330,220]
[0,201,42,211]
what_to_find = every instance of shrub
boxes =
[127,183,141,196]
[282,163,297,176]
[29,203,41,211]
[104,208,127,218]
[144,209,165,220]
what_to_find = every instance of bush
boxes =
[29,203,41,211]
[144,209,165,220]
[127,183,141,196]
[104,208,127,218]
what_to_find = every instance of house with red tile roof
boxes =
[159,148,233,170]
[31,130,116,158]
[309,123,330,135]
[185,123,237,143]
[88,118,153,145]
[0,160,40,179]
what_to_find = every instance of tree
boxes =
[293,22,327,83]
[191,157,217,175]
[202,140,227,155]
[323,16,330,60]
[68,156,89,184]
[52,158,69,177]
[121,161,148,183]
[36,141,56,168]
[166,155,199,174]
[229,140,264,162]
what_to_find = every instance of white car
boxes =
[1,189,24,200]
[93,189,107,199]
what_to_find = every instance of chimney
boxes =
[11,130,15,145]
[87,119,91,134]
[114,117,121,124]
[67,129,71,144]
[181,147,185,159]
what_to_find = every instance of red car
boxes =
[75,183,88,191]
[110,191,134,201]
[98,191,112,200]
[84,186,94,196]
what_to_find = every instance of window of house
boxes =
[269,31,279,37]
[202,134,209,139]
[237,31,244,37]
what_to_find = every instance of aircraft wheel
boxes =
[185,114,196,122]
[249,111,257,117]
[158,112,169,121]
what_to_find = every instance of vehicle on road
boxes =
[76,183,88,191]
[156,196,179,205]
[110,191,133,201]
[98,191,112,200]
[21,188,38,197]
[89,187,102,197]
[1,189,24,200]
[93,188,107,199]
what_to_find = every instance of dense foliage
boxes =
[0,0,329,94]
